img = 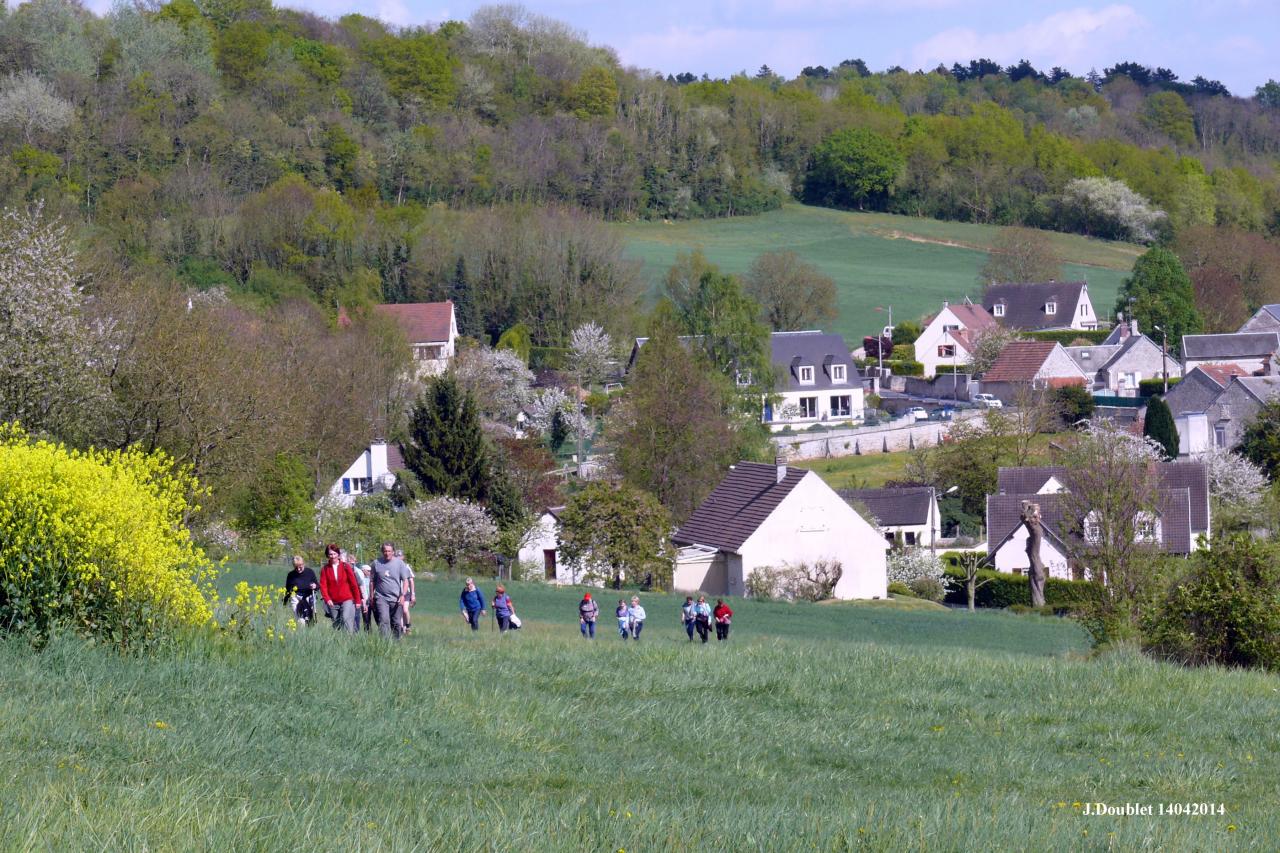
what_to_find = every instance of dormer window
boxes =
[735,370,753,387]
[993,304,1005,317]
[942,324,959,333]
[798,365,815,384]
[830,364,846,383]
[1080,351,1090,359]
[1045,301,1057,315]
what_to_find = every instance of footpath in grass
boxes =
[617,204,1134,340]
[1,574,1275,851]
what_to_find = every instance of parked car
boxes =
[907,406,929,421]
[972,393,1003,409]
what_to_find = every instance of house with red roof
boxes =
[373,301,459,378]
[915,300,1000,378]
[979,340,1088,405]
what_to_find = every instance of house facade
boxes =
[1165,365,1249,456]
[764,331,864,431]
[517,507,574,583]
[915,301,999,378]
[840,486,941,547]
[325,441,403,508]
[672,461,888,600]
[1239,304,1280,335]
[1202,375,1280,451]
[1181,332,1280,376]
[1066,333,1179,396]
[979,341,1088,404]
[373,301,459,378]
[982,281,1099,331]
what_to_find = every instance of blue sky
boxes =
[255,0,1276,96]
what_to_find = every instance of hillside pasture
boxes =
[618,204,1136,340]
[1,573,1275,850]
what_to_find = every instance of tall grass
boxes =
[0,574,1273,850]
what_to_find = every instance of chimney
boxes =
[1130,318,1139,337]
[775,455,787,484]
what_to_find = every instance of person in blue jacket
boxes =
[459,577,486,630]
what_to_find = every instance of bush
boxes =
[746,559,843,601]
[0,425,215,647]
[887,547,945,585]
[882,359,924,376]
[1025,329,1111,346]
[887,581,915,597]
[1141,536,1280,671]
[1139,377,1180,398]
[941,566,1103,610]
[909,576,946,602]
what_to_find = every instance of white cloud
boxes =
[909,5,1146,72]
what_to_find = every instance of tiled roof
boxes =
[987,489,1194,557]
[1198,363,1249,387]
[996,462,1208,535]
[982,341,1058,382]
[386,444,406,473]
[1233,375,1280,405]
[840,487,934,526]
[672,462,806,552]
[947,302,999,333]
[982,281,1087,331]
[772,331,860,392]
[1064,343,1121,376]
[373,301,455,344]
[1182,332,1280,361]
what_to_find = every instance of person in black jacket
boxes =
[283,556,319,625]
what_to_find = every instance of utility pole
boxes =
[1154,324,1169,393]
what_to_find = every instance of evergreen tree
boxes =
[1239,399,1280,479]
[1143,396,1180,459]
[448,256,479,337]
[1114,248,1202,357]
[404,375,489,501]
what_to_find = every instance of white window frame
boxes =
[1045,301,1057,315]
[798,397,818,418]
[830,364,846,383]
[993,304,1005,317]
[830,395,851,417]
[1214,425,1227,448]
[1135,512,1162,544]
[1084,510,1102,545]
[938,345,956,358]
[735,370,753,387]
[798,365,815,384]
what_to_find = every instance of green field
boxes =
[618,205,1139,340]
[2,569,1276,850]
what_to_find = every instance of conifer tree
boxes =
[1143,396,1180,459]
[404,375,489,501]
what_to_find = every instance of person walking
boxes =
[369,543,411,639]
[628,596,647,642]
[492,585,515,633]
[578,592,598,639]
[693,595,712,644]
[354,564,373,631]
[459,577,486,631]
[615,599,630,639]
[318,544,362,633]
[713,598,734,642]
[680,595,696,642]
[399,550,416,636]
[283,555,319,626]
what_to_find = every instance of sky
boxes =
[235,0,1277,96]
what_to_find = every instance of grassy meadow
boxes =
[2,569,1277,850]
[617,204,1138,340]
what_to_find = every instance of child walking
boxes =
[615,599,630,639]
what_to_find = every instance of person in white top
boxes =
[627,596,647,642]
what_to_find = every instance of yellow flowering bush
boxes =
[216,580,293,642]
[0,424,216,647]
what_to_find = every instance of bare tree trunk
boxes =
[1021,500,1047,608]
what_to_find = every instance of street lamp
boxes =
[874,305,893,382]
[1152,324,1169,393]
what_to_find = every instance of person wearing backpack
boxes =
[492,585,515,633]
[578,592,598,639]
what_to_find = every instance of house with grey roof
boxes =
[840,486,941,547]
[1181,332,1280,375]
[1202,375,1280,452]
[982,281,1099,332]
[671,460,887,599]
[985,462,1209,578]
[1239,304,1280,335]
[764,331,864,431]
[1164,365,1251,456]
[1066,333,1179,396]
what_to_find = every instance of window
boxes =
[830,395,851,417]
[905,532,917,546]
[1045,301,1057,315]
[798,365,815,384]
[347,477,371,494]
[937,345,956,358]
[799,397,818,418]
[1084,510,1102,544]
[993,303,1005,317]
[1080,304,1087,316]
[1135,512,1161,544]
[830,364,846,382]
[342,477,351,494]
[735,370,753,387]
[942,324,959,333]
[1214,425,1227,448]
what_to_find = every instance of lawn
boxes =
[617,204,1137,340]
[1,570,1275,850]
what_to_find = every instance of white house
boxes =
[840,486,942,547]
[671,460,888,599]
[373,301,459,378]
[325,441,404,508]
[1181,332,1280,376]
[982,281,1099,331]
[517,506,573,583]
[915,301,999,378]
[764,331,864,431]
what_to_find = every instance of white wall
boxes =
[325,442,395,508]
[516,512,588,584]
[768,386,865,431]
[1175,413,1211,457]
[737,472,888,599]
[992,528,1073,579]
[917,306,972,379]
[1185,355,1270,375]
[1070,288,1098,330]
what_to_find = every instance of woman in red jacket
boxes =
[713,599,733,642]
[318,543,363,633]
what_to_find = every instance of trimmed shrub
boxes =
[1025,329,1111,346]
[909,576,946,602]
[0,424,216,647]
[882,359,924,376]
[1139,377,1180,398]
[887,581,915,597]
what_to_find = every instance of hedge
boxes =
[1139,377,1181,398]
[882,359,924,376]
[1025,329,1111,346]
[942,566,1104,610]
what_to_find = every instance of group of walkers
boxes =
[285,546,734,644]
[575,592,733,642]
[284,543,416,639]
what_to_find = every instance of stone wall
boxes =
[772,411,981,461]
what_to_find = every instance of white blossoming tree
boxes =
[568,321,613,388]
[408,496,498,571]
[1060,177,1166,244]
[0,205,102,438]
[450,345,533,424]
[526,387,591,441]
[887,547,945,585]
[1201,446,1270,532]
[0,72,74,143]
